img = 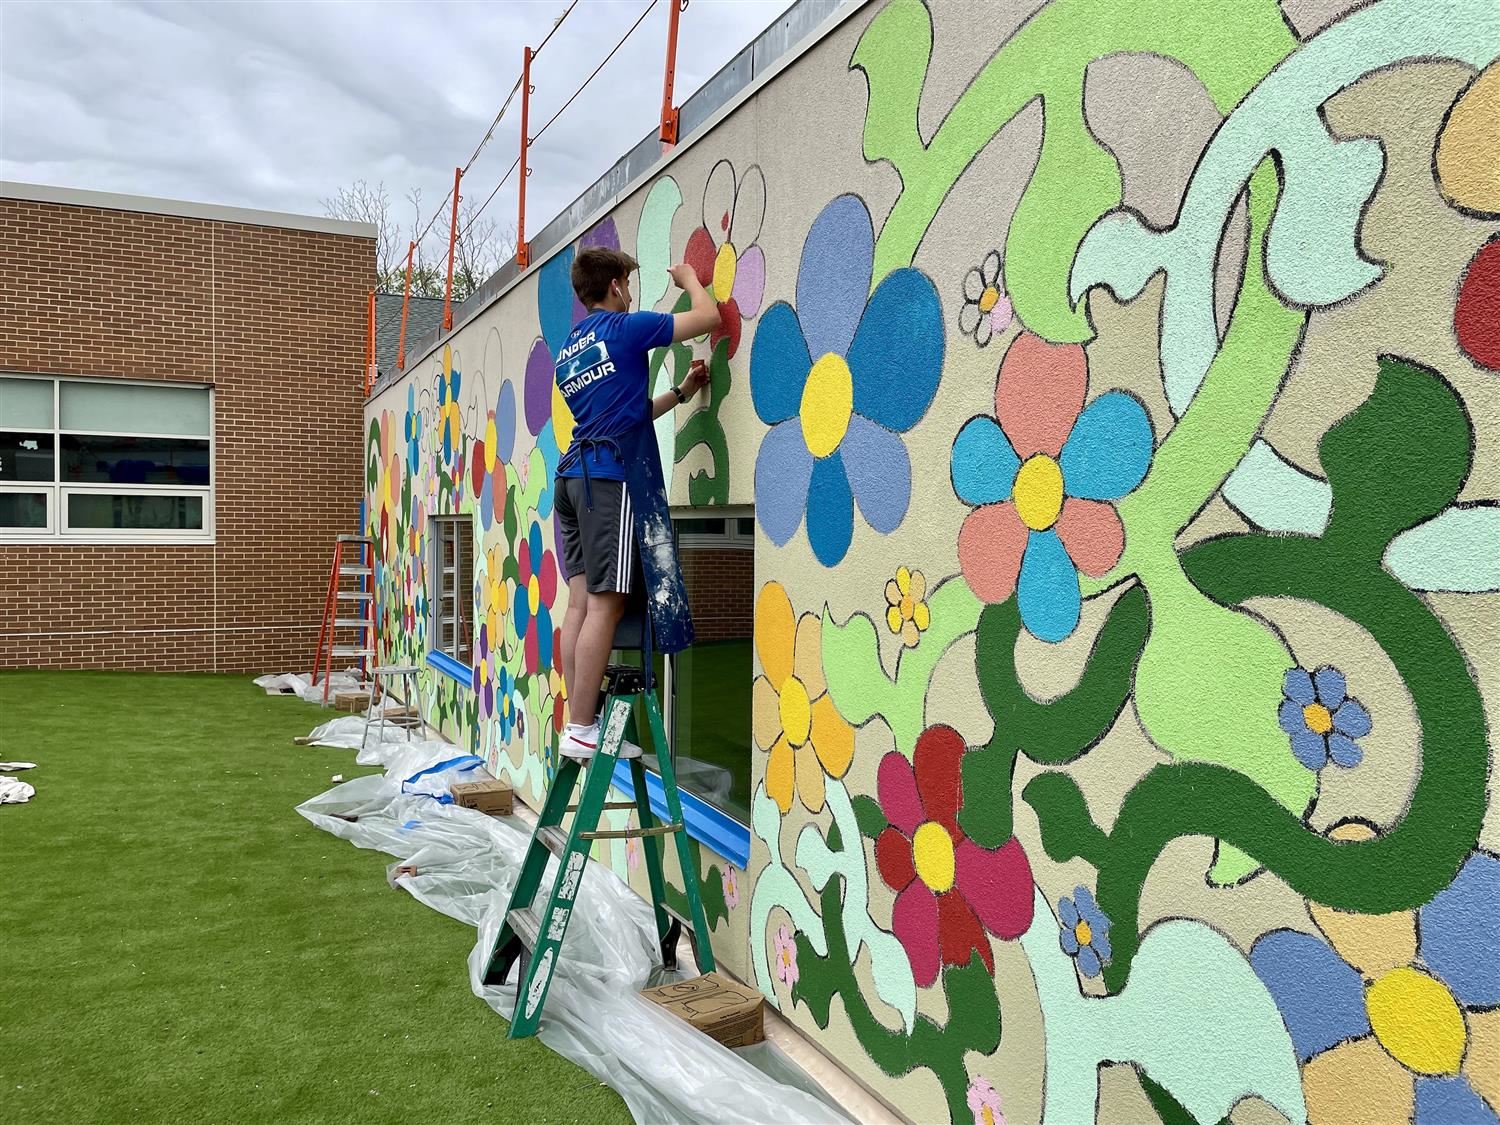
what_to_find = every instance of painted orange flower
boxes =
[752,582,854,814]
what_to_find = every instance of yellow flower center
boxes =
[1075,919,1093,947]
[779,676,812,747]
[1303,702,1333,734]
[979,286,1001,314]
[713,242,737,304]
[1366,967,1466,1075]
[800,353,854,459]
[781,947,792,968]
[981,1109,995,1125]
[900,594,914,621]
[528,574,540,612]
[1014,454,1064,531]
[912,821,956,893]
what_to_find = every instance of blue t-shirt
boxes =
[555,309,674,481]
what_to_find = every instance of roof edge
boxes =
[0,180,378,238]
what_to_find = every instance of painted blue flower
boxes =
[1278,665,1371,770]
[495,662,518,743]
[1058,885,1112,978]
[404,384,422,474]
[950,332,1152,642]
[1251,847,1500,1123]
[750,195,943,567]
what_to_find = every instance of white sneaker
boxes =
[559,722,642,761]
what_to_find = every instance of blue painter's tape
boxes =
[426,649,471,687]
[610,758,751,868]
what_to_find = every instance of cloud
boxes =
[1,0,797,252]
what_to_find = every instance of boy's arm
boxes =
[667,263,721,342]
[650,360,710,420]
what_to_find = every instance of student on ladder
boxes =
[553,248,720,757]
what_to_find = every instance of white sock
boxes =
[566,721,598,737]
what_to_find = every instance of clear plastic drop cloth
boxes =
[253,669,366,703]
[296,750,852,1125]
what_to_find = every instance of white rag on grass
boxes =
[296,740,849,1125]
[1,776,36,804]
[0,762,37,771]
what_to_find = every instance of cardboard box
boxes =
[640,972,765,1048]
[450,778,513,816]
[334,691,372,713]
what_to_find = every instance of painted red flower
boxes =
[875,725,1034,986]
[683,159,766,359]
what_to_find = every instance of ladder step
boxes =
[336,535,374,543]
[537,826,569,857]
[580,823,682,841]
[507,905,542,950]
[566,801,637,812]
[338,566,370,576]
[333,618,370,628]
[331,646,372,657]
[336,590,372,601]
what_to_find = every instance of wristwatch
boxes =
[671,384,687,404]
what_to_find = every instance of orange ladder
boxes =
[311,534,376,704]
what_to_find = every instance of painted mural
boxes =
[367,1,1500,1121]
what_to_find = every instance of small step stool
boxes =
[482,662,715,1039]
[312,534,377,704]
[361,664,427,754]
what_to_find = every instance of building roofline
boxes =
[0,180,377,238]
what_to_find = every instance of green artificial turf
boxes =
[0,670,630,1125]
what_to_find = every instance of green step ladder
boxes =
[483,661,715,1038]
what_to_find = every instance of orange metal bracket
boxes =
[443,166,462,330]
[364,289,376,395]
[517,46,533,270]
[397,241,415,371]
[660,0,684,145]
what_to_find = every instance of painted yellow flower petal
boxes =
[1302,1035,1414,1125]
[1308,900,1417,979]
[766,734,795,814]
[912,600,930,631]
[793,612,825,700]
[908,569,926,603]
[885,579,901,608]
[809,693,854,778]
[1309,821,1418,978]
[896,566,911,596]
[1464,1005,1500,1115]
[901,618,920,648]
[752,674,782,751]
[1367,966,1465,1076]
[755,582,796,691]
[1436,62,1500,216]
[886,605,904,634]
[795,742,827,813]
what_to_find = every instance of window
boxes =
[0,375,213,540]
[655,507,755,826]
[430,516,474,665]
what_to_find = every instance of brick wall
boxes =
[679,546,753,643]
[0,196,373,672]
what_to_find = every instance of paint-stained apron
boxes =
[561,417,694,677]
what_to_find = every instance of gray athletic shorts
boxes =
[554,476,641,594]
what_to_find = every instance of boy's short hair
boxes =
[572,247,639,305]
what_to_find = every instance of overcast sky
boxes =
[1,0,797,260]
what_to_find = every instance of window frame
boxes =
[0,373,215,545]
[428,514,474,678]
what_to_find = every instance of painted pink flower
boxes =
[950,331,1153,642]
[967,1076,1005,1125]
[772,923,799,988]
[626,836,641,872]
[876,725,1035,987]
[722,866,740,910]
